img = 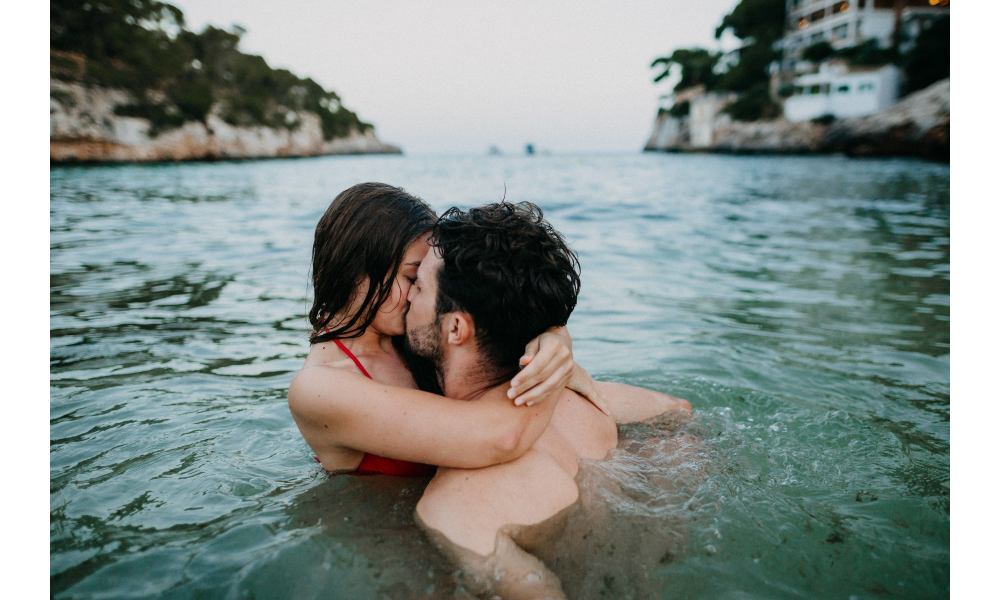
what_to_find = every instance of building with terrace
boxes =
[777,0,950,74]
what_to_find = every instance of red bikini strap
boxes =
[332,339,373,379]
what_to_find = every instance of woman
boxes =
[288,183,605,475]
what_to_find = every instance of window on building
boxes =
[837,85,850,93]
[858,0,867,8]
[858,82,875,92]
[810,9,825,22]
[811,32,825,44]
[874,0,893,8]
[798,18,809,29]
[833,24,849,38]
[794,86,804,95]
[809,85,822,95]
[834,2,850,14]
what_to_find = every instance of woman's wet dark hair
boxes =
[309,183,436,344]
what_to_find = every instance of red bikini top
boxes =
[314,337,435,477]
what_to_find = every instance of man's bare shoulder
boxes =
[550,388,618,458]
[424,445,561,495]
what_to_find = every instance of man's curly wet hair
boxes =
[430,202,581,369]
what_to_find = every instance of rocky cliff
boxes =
[823,79,949,161]
[51,79,401,163]
[645,78,949,162]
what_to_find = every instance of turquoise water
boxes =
[50,153,949,599]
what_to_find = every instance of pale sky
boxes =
[168,1,741,155]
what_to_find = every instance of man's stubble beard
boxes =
[404,312,445,365]
[405,310,515,394]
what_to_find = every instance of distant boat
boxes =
[488,145,501,155]
[525,144,535,155]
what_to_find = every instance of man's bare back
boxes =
[415,386,617,598]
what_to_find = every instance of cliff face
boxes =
[51,79,401,163]
[645,78,949,161]
[823,79,949,161]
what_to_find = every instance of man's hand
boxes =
[593,381,692,424]
[507,326,574,407]
[566,362,611,416]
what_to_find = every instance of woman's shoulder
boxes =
[292,360,367,389]
[288,360,371,408]
[289,343,420,409]
[301,339,371,374]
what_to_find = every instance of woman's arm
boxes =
[288,365,563,469]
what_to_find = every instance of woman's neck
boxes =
[335,326,393,357]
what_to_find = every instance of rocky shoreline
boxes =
[50,79,401,164]
[645,79,949,162]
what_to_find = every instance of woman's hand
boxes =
[507,326,574,407]
[566,362,611,416]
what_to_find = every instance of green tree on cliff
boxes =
[712,0,785,93]
[51,0,370,139]
[650,0,785,121]
[902,16,949,94]
[713,0,785,120]
[51,0,190,89]
[650,49,721,92]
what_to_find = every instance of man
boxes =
[404,202,691,599]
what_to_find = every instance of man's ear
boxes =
[444,312,475,346]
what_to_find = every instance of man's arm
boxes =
[595,381,691,424]
[568,363,692,424]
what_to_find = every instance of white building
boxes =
[783,62,901,121]
[778,0,949,73]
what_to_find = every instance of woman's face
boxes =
[369,233,431,336]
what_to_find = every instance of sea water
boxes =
[51,153,949,599]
